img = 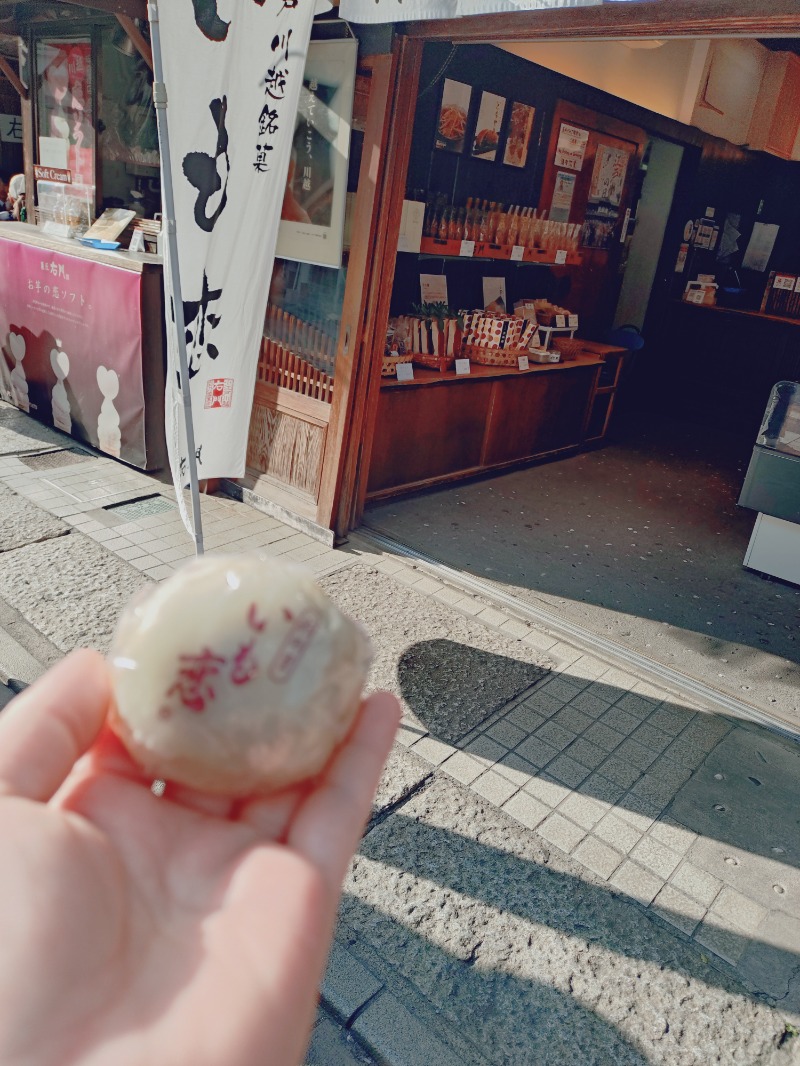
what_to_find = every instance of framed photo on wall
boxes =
[435,78,472,154]
[275,39,358,270]
[503,102,535,168]
[471,90,506,162]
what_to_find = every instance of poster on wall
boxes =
[483,277,507,313]
[36,40,95,193]
[503,102,535,168]
[554,122,588,171]
[549,171,576,222]
[435,78,472,154]
[471,91,506,162]
[582,143,631,250]
[275,39,358,270]
[0,237,149,468]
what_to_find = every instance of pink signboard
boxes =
[0,237,148,467]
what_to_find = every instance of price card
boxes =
[396,362,414,382]
[532,331,541,349]
[517,355,529,371]
[455,358,471,375]
[774,274,795,290]
[555,314,566,328]
[568,314,579,329]
[459,240,476,258]
[511,244,525,261]
[555,249,568,265]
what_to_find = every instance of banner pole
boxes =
[147,0,205,556]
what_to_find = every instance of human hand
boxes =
[0,650,399,1066]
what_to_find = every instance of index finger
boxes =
[0,649,112,802]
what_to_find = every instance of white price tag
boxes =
[774,274,795,290]
[455,358,471,375]
[568,314,579,329]
[532,331,541,349]
[396,362,414,382]
[517,355,529,371]
[511,245,525,261]
[555,249,568,265]
[459,240,475,258]
[555,314,566,328]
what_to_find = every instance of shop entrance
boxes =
[354,24,800,733]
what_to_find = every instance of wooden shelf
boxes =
[413,235,582,266]
[380,353,603,389]
[675,299,800,328]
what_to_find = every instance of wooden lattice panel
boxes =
[247,401,325,498]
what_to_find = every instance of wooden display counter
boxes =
[368,353,604,498]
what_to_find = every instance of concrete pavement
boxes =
[0,399,799,1064]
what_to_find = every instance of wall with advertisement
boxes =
[0,235,155,469]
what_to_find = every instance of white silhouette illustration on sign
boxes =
[96,365,121,457]
[50,342,72,433]
[8,332,29,412]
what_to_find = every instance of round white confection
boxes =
[109,553,372,796]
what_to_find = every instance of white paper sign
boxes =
[554,123,589,172]
[511,244,525,261]
[773,275,795,290]
[38,136,69,169]
[556,314,566,328]
[483,276,507,313]
[420,273,449,305]
[517,355,529,371]
[159,0,325,514]
[128,229,146,253]
[455,358,471,375]
[555,249,568,265]
[742,222,779,273]
[397,199,425,253]
[460,239,476,257]
[396,362,414,382]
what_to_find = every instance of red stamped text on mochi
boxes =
[268,608,319,683]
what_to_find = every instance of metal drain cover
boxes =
[104,495,176,521]
[19,448,93,470]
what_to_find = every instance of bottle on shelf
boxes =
[507,205,521,248]
[495,206,509,247]
[438,206,450,241]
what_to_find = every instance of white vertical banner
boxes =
[158,0,327,499]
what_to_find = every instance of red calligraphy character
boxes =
[231,639,259,686]
[167,647,226,711]
[247,603,267,632]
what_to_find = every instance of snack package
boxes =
[108,554,372,796]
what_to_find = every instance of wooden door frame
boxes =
[340,5,800,535]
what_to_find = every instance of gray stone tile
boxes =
[143,564,176,581]
[486,719,527,750]
[465,735,508,767]
[662,737,708,770]
[557,792,607,830]
[693,919,748,967]
[610,860,663,906]
[475,605,510,629]
[506,704,546,734]
[499,617,531,640]
[502,790,550,831]
[598,755,641,790]
[568,691,613,719]
[601,706,641,736]
[650,884,706,936]
[523,774,570,808]
[515,735,559,769]
[552,705,594,736]
[614,738,658,772]
[648,705,694,736]
[322,940,384,1025]
[412,736,456,766]
[578,773,626,806]
[670,861,723,908]
[681,715,732,752]
[617,796,663,826]
[352,991,462,1066]
[594,813,644,855]
[737,912,800,1011]
[547,755,590,789]
[630,722,673,754]
[494,752,538,788]
[440,752,483,786]
[614,692,658,720]
[628,772,684,809]
[564,738,607,771]
[540,676,584,702]
[537,813,586,854]
[708,886,768,936]
[536,721,577,752]
[630,836,682,880]
[584,721,626,754]
[520,628,558,652]
[573,836,624,881]
[520,690,564,720]
[472,770,520,807]
[648,820,697,856]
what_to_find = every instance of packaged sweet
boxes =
[108,553,372,796]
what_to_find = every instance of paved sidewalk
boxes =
[0,402,799,1064]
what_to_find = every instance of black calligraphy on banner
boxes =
[190,0,268,42]
[172,272,222,380]
[182,97,230,233]
[254,29,293,172]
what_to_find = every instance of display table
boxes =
[0,223,166,470]
[368,354,604,498]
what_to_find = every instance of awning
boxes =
[339,0,608,25]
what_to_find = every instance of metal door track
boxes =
[359,526,800,742]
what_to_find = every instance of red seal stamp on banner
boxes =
[204,378,234,409]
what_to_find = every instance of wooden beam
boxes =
[401,0,800,43]
[116,13,152,71]
[0,54,25,99]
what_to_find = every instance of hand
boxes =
[0,650,399,1066]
